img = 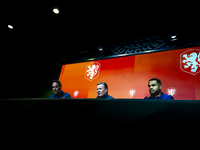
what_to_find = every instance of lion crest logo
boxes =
[85,62,101,81]
[180,49,200,75]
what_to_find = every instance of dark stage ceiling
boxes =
[2,1,200,65]
[2,1,200,98]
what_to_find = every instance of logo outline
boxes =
[85,62,101,81]
[166,87,177,97]
[180,49,200,75]
[73,90,79,98]
[129,88,136,98]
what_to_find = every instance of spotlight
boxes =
[97,46,103,51]
[8,25,13,29]
[171,35,177,39]
[169,33,178,41]
[53,8,59,14]
[171,35,178,41]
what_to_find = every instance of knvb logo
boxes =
[73,90,79,98]
[180,49,200,75]
[129,88,136,98]
[166,87,177,97]
[85,62,101,81]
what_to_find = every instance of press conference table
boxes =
[1,98,200,125]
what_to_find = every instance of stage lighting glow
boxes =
[59,46,200,100]
[171,35,177,39]
[8,25,13,29]
[53,8,59,14]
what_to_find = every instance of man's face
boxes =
[148,80,162,95]
[52,82,62,95]
[97,84,108,98]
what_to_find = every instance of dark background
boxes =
[2,1,200,98]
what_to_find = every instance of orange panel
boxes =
[59,46,200,100]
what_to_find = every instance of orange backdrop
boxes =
[59,46,200,100]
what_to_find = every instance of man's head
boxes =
[52,80,62,95]
[148,78,162,97]
[97,82,108,98]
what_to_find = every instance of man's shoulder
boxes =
[166,94,174,99]
[162,92,174,99]
[63,92,72,98]
[49,94,55,98]
[144,94,174,99]
[107,95,114,99]
[144,96,153,99]
[96,94,114,99]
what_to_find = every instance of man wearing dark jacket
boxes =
[49,80,71,98]
[96,82,114,99]
[145,78,174,99]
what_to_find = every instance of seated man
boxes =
[144,78,174,99]
[96,82,114,99]
[49,80,71,98]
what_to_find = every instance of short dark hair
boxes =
[149,78,162,85]
[52,80,62,86]
[97,82,108,89]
